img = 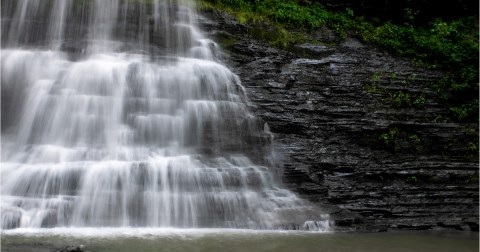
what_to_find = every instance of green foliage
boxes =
[403,8,419,25]
[360,18,478,121]
[379,128,398,146]
[364,18,479,67]
[269,2,315,28]
[465,175,479,184]
[370,72,383,83]
[391,91,411,107]
[450,100,479,121]
[389,91,426,108]
[213,31,237,48]
[379,128,424,152]
[408,134,421,145]
[407,133,423,152]
[468,142,478,152]
[407,176,418,183]
[362,83,384,94]
[201,0,478,122]
[201,0,356,38]
[413,95,426,107]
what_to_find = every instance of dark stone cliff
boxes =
[199,10,479,232]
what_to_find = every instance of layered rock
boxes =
[200,10,479,232]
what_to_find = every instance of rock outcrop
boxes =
[200,9,479,232]
[55,245,85,252]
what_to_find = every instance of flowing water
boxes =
[1,0,329,230]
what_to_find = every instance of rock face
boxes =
[200,10,479,232]
[55,245,85,252]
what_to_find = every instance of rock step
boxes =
[282,165,312,184]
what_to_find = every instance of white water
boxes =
[1,226,332,238]
[1,0,329,230]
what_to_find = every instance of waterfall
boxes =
[1,0,329,230]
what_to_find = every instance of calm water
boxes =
[1,229,478,252]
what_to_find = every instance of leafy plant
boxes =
[413,95,426,107]
[379,128,398,146]
[391,91,411,107]
[407,176,418,183]
[200,0,479,122]
[408,134,421,145]
[450,100,479,121]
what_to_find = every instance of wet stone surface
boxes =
[200,9,479,232]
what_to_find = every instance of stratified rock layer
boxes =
[200,10,479,232]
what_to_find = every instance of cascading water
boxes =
[1,0,329,230]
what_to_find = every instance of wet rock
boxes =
[340,38,366,49]
[463,221,480,232]
[437,222,465,231]
[311,27,342,43]
[200,9,479,232]
[55,245,85,252]
[330,209,364,226]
